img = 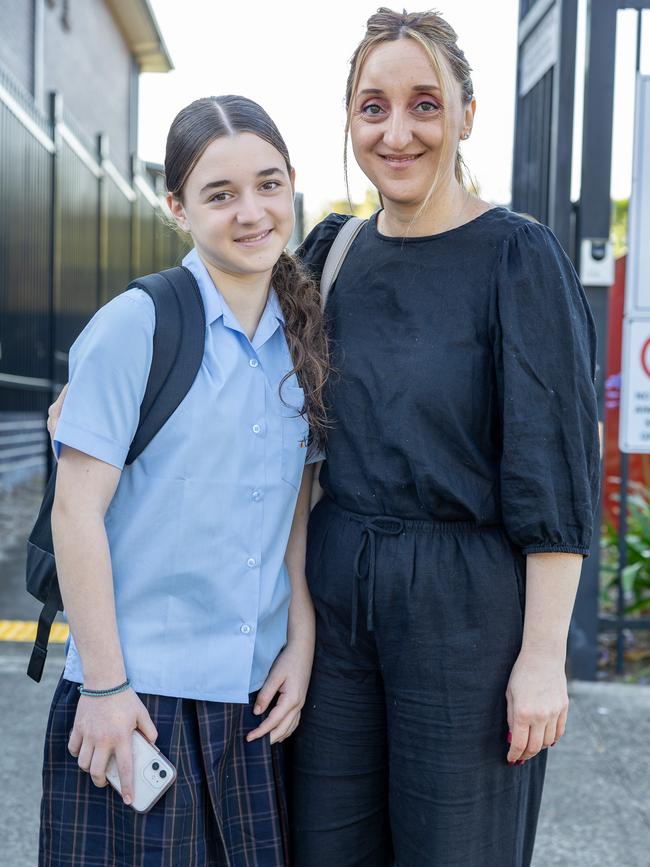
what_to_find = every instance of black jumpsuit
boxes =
[290,208,600,867]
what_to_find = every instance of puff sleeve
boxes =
[492,222,600,556]
[296,212,353,282]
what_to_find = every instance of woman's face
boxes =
[168,132,295,279]
[350,38,473,208]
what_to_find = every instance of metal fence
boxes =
[0,65,188,488]
[512,67,553,227]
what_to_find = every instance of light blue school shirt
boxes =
[54,248,311,703]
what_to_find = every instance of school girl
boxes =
[288,8,601,867]
[39,95,327,867]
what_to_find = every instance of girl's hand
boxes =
[246,638,314,745]
[505,649,569,764]
[68,688,158,805]
[47,383,68,441]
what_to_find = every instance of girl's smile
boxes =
[234,228,275,246]
[168,132,295,285]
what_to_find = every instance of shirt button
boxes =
[240,624,252,634]
[249,358,259,368]
[252,424,261,434]
[247,557,257,568]
[252,490,262,502]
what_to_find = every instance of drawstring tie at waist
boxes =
[351,516,404,645]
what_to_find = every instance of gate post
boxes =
[47,91,62,479]
[570,0,619,681]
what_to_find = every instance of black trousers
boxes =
[290,497,547,867]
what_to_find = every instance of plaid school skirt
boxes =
[39,678,290,867]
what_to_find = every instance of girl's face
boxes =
[168,132,295,279]
[350,38,474,208]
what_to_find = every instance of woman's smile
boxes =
[378,152,425,169]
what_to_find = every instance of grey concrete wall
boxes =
[43,0,134,174]
[0,0,35,94]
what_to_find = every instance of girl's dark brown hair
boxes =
[165,95,330,450]
[345,8,474,207]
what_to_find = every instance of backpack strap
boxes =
[25,470,61,682]
[319,217,367,311]
[26,585,61,682]
[125,265,206,465]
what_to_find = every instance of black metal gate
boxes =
[512,0,577,251]
[0,68,188,488]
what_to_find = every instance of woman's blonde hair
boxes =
[345,8,474,209]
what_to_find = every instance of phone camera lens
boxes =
[160,770,167,779]
[152,762,159,771]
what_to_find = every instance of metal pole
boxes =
[46,91,62,482]
[571,0,619,680]
[616,452,629,674]
[549,0,579,253]
[97,134,109,308]
[613,4,645,676]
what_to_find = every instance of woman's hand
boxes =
[504,551,581,764]
[68,688,158,804]
[47,383,68,441]
[505,648,568,764]
[246,636,314,745]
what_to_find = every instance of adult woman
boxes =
[289,8,599,867]
[40,95,325,866]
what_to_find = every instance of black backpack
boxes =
[25,266,206,682]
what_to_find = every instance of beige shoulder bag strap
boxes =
[319,216,367,311]
[310,216,366,509]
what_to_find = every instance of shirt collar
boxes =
[266,288,285,325]
[182,247,224,326]
[181,247,285,331]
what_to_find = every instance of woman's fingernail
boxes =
[517,759,526,765]
[551,742,557,747]
[123,795,132,805]
[253,705,262,715]
[507,760,515,766]
[507,731,512,744]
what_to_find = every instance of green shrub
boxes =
[601,484,650,615]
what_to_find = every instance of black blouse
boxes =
[298,208,600,556]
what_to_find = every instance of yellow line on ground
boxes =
[0,620,69,643]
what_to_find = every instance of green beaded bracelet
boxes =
[77,679,131,697]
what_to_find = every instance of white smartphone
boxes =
[105,730,177,814]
